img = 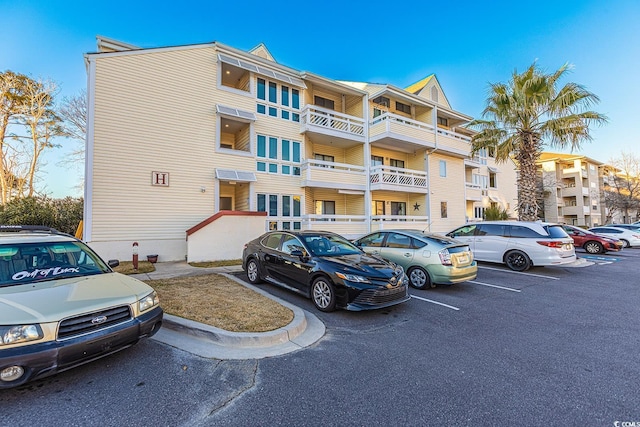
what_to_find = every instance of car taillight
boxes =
[438,249,452,265]
[537,241,564,248]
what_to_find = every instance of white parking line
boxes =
[478,265,560,280]
[410,295,460,311]
[468,280,522,292]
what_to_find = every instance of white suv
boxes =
[446,221,576,271]
[0,225,163,389]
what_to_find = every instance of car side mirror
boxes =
[290,250,309,260]
[108,259,120,268]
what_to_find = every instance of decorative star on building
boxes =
[413,203,421,211]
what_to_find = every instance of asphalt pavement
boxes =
[130,261,325,359]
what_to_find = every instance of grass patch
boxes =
[113,261,156,274]
[189,259,242,268]
[146,274,294,332]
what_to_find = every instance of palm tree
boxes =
[470,62,607,221]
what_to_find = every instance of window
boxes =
[473,174,488,188]
[474,207,485,219]
[395,101,411,114]
[256,134,301,176]
[315,200,336,220]
[476,148,487,165]
[315,153,334,162]
[257,194,302,231]
[372,96,390,107]
[451,225,476,237]
[489,172,497,188]
[281,235,305,255]
[357,232,385,248]
[262,233,282,249]
[371,155,384,166]
[391,202,406,216]
[431,87,439,103]
[372,200,385,216]
[256,78,300,122]
[439,160,447,177]
[488,146,496,158]
[386,233,411,249]
[476,224,508,237]
[437,117,448,127]
[440,202,448,218]
[509,225,544,238]
[390,159,405,169]
[314,96,335,110]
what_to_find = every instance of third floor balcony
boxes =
[300,105,366,147]
[369,112,436,152]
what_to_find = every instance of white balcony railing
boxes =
[371,216,430,231]
[436,127,472,142]
[300,105,365,137]
[300,159,367,190]
[370,112,435,133]
[370,165,428,189]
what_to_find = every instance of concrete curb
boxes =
[138,262,325,359]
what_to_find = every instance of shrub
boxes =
[483,206,509,221]
[0,196,83,235]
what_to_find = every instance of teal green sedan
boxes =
[354,229,477,290]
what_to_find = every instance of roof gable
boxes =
[405,74,451,109]
[249,43,276,62]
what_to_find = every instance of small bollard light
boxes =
[132,242,139,271]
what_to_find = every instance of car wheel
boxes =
[584,241,604,254]
[311,277,336,312]
[246,258,262,284]
[408,266,433,290]
[620,239,630,248]
[504,250,531,272]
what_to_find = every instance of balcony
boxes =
[301,215,368,238]
[465,183,483,201]
[369,112,436,153]
[300,105,365,147]
[370,165,428,193]
[371,215,430,232]
[436,127,472,157]
[300,160,367,191]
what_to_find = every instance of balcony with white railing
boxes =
[301,215,369,238]
[300,159,367,191]
[465,183,483,201]
[300,105,366,146]
[369,112,436,151]
[371,215,430,232]
[436,127,473,156]
[369,165,429,193]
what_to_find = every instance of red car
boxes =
[560,224,623,254]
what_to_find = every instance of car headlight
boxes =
[0,324,43,346]
[335,272,371,283]
[138,291,160,312]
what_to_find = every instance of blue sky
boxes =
[2,0,639,198]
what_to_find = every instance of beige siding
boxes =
[311,143,346,163]
[407,149,426,170]
[91,47,219,241]
[344,95,363,118]
[428,154,466,232]
[345,145,364,166]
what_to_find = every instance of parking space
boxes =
[397,247,640,312]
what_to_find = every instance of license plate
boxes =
[456,254,469,265]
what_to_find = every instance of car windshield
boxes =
[303,234,361,256]
[0,241,111,287]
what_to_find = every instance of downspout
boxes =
[424,105,439,232]
[364,93,372,233]
[83,54,96,243]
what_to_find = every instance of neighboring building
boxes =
[537,152,603,227]
[599,163,640,224]
[84,37,518,262]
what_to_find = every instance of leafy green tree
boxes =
[470,63,607,221]
[483,205,509,220]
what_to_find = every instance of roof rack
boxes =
[0,225,62,234]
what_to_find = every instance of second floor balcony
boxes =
[300,159,367,191]
[300,105,366,147]
[370,165,428,193]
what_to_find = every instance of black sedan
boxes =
[242,231,410,312]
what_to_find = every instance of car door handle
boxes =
[403,253,412,257]
[371,250,379,255]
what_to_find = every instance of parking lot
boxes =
[1,248,638,426]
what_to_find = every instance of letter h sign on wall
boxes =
[151,171,170,187]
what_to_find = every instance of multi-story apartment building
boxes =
[83,37,517,262]
[537,152,603,227]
